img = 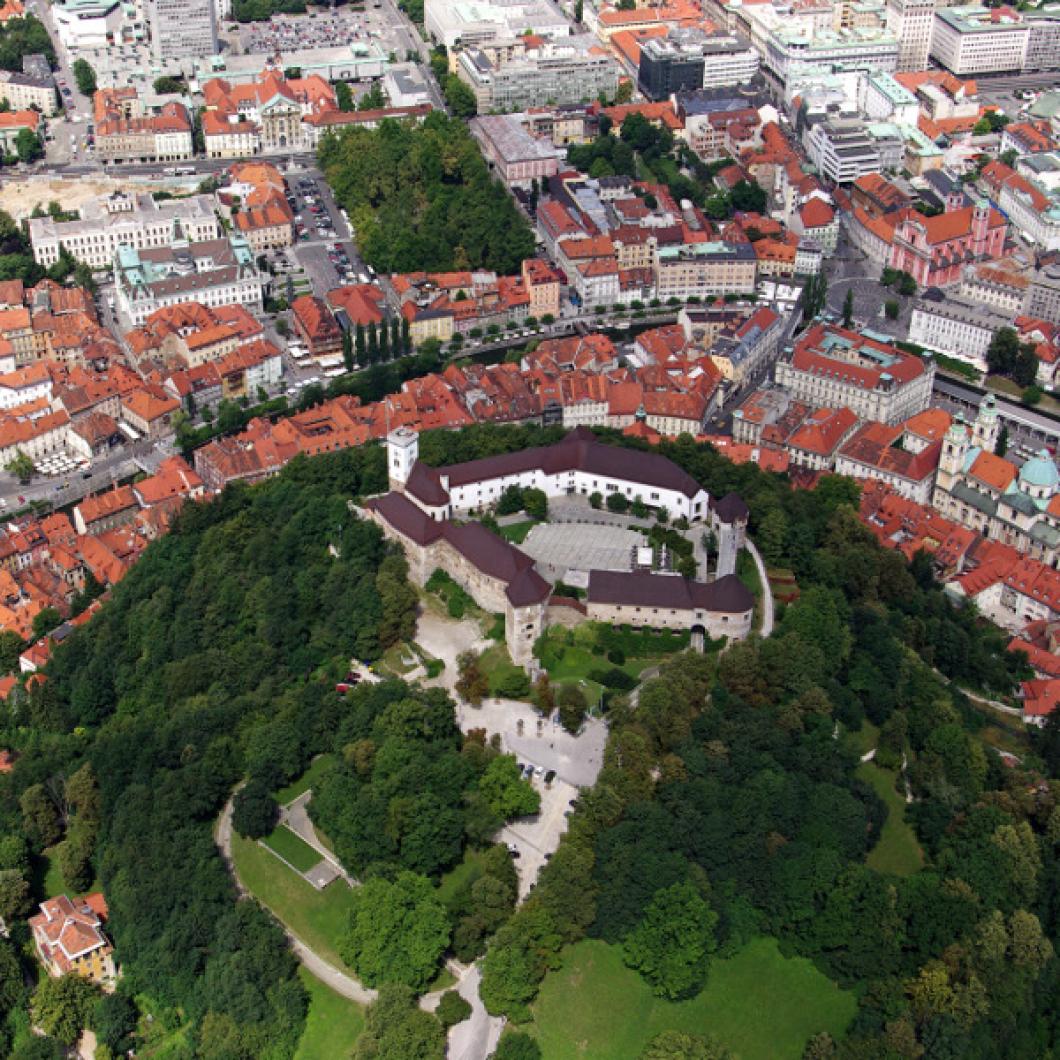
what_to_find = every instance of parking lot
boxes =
[499,777,578,900]
[225,7,410,59]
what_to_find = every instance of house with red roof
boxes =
[1021,678,1060,726]
[291,296,343,363]
[792,198,838,255]
[30,894,115,984]
[835,421,942,503]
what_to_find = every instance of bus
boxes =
[174,166,195,176]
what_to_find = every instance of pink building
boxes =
[470,115,561,189]
[888,200,1007,288]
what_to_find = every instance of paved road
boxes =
[446,964,504,1060]
[745,539,775,637]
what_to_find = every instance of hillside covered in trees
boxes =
[462,427,1057,1058]
[0,419,1049,1057]
[319,112,536,275]
[0,446,419,1056]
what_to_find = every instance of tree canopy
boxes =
[319,112,535,274]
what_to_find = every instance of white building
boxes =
[0,72,57,116]
[424,0,570,49]
[113,235,265,326]
[776,323,935,424]
[930,6,1029,75]
[53,0,123,53]
[885,0,937,73]
[388,424,712,523]
[861,72,920,126]
[805,118,904,184]
[148,0,217,61]
[907,295,1010,371]
[700,36,761,89]
[383,65,432,108]
[29,193,220,270]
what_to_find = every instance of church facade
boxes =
[933,395,1060,567]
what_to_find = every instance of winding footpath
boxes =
[216,790,502,1057]
[214,794,377,1005]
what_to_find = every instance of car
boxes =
[534,765,544,777]
[81,471,92,479]
[544,769,556,786]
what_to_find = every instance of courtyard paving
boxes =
[520,521,641,579]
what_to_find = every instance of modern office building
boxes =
[638,35,706,101]
[457,39,618,112]
[1028,263,1060,325]
[885,0,937,73]
[637,31,758,99]
[149,0,217,61]
[30,192,220,269]
[1024,12,1060,72]
[930,6,1028,75]
[805,118,904,184]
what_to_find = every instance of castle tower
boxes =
[710,493,749,580]
[387,427,419,491]
[972,394,999,454]
[937,414,970,491]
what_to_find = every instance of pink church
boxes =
[888,199,1007,288]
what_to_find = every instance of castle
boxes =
[362,428,754,665]
[933,395,1060,567]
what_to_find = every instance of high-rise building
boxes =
[149,0,217,62]
[885,0,936,73]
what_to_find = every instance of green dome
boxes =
[1019,450,1059,489]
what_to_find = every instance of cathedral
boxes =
[933,395,1060,567]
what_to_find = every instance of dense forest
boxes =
[318,112,537,275]
[0,446,418,1056]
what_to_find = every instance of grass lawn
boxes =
[263,825,322,873]
[856,761,924,877]
[294,967,365,1060]
[499,520,536,544]
[378,641,420,677]
[530,936,855,1060]
[845,719,879,759]
[428,967,457,992]
[479,642,531,697]
[436,846,492,907]
[232,832,356,969]
[737,550,763,632]
[986,374,1060,415]
[276,754,337,805]
[40,845,101,900]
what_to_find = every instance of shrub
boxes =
[587,667,636,691]
[232,778,278,840]
[437,990,473,1029]
[607,648,626,665]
